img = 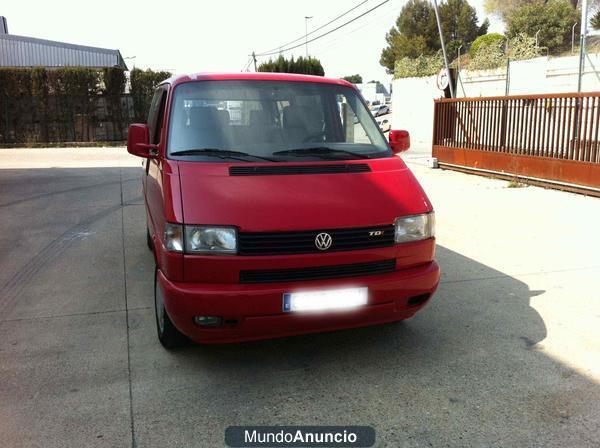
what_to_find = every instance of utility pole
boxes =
[578,0,589,92]
[252,51,257,71]
[457,45,465,97]
[305,16,313,57]
[432,0,454,98]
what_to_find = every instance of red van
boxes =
[127,72,439,348]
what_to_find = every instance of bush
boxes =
[130,68,172,122]
[0,67,165,143]
[257,55,325,76]
[342,74,363,84]
[507,33,542,61]
[470,33,505,56]
[103,68,127,139]
[393,52,444,79]
[466,33,540,71]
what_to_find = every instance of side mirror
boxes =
[127,124,159,159]
[389,129,410,154]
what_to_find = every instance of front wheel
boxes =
[154,267,187,349]
[146,227,153,251]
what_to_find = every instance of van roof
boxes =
[162,72,355,88]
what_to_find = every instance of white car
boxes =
[377,117,391,133]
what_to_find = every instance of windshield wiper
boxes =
[272,146,370,160]
[170,148,277,162]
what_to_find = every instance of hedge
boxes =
[257,56,325,76]
[130,68,172,122]
[0,67,171,144]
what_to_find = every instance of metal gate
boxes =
[432,93,600,195]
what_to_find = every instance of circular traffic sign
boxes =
[437,68,450,91]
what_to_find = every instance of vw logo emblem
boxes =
[315,232,333,250]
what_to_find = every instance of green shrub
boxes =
[507,33,542,61]
[257,55,325,76]
[393,52,443,79]
[0,67,163,143]
[342,74,363,84]
[466,33,540,71]
[130,68,172,122]
[470,33,505,56]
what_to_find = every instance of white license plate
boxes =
[283,287,368,313]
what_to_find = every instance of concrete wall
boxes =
[393,53,600,146]
[391,75,439,145]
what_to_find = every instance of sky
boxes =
[2,0,503,85]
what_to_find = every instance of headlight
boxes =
[164,223,184,252]
[184,226,237,254]
[394,212,435,243]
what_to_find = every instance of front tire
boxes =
[146,227,153,251]
[154,267,187,349]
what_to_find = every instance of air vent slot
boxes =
[229,164,371,176]
[240,259,396,283]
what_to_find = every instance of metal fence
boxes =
[433,92,600,193]
[0,94,134,144]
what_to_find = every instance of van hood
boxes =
[177,158,432,231]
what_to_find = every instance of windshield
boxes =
[166,80,391,162]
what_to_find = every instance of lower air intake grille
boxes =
[239,259,396,283]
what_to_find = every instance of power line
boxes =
[309,0,398,56]
[241,56,253,72]
[258,0,370,56]
[255,0,390,57]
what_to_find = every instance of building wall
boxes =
[392,53,600,146]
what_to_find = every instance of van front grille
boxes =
[238,225,395,256]
[239,259,396,283]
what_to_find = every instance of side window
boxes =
[147,88,167,145]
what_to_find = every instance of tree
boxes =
[439,0,489,56]
[342,74,363,83]
[380,0,487,73]
[380,0,438,73]
[484,0,540,19]
[257,55,325,76]
[592,9,600,30]
[484,0,590,19]
[506,0,579,53]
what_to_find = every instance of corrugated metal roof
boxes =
[0,34,128,70]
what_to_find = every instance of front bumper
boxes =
[158,261,440,344]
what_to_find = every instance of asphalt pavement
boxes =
[0,147,599,447]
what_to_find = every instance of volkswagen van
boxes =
[127,72,439,348]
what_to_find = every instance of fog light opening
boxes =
[407,294,430,307]
[193,316,223,327]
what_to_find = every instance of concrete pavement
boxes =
[0,148,599,447]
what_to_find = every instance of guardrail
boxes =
[432,93,600,194]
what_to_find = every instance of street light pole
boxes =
[305,16,313,57]
[572,23,577,54]
[124,56,136,69]
[432,0,454,98]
